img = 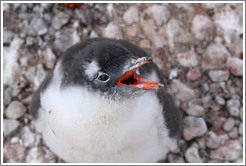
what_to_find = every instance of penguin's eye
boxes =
[97,73,110,82]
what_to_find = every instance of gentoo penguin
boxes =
[30,38,182,163]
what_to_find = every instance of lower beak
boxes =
[117,57,164,90]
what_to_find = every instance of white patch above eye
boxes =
[83,60,101,80]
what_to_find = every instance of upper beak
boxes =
[117,57,164,90]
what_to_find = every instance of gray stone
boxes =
[25,36,37,46]
[3,119,20,136]
[3,30,15,45]
[51,12,69,30]
[202,3,224,9]
[167,154,185,163]
[42,48,56,69]
[55,29,80,52]
[185,147,203,163]
[3,37,23,86]
[146,5,170,26]
[177,50,198,67]
[183,116,208,141]
[102,22,123,39]
[186,103,206,116]
[170,79,195,102]
[205,131,220,149]
[187,67,201,81]
[169,69,179,80]
[141,19,166,49]
[215,95,225,105]
[30,17,48,36]
[166,18,190,50]
[3,87,12,106]
[238,123,243,135]
[204,43,230,66]
[33,65,47,90]
[229,127,238,139]
[208,70,229,82]
[226,99,241,117]
[210,140,242,161]
[223,117,235,132]
[191,15,214,41]
[227,57,243,76]
[139,39,150,49]
[3,142,26,163]
[5,101,27,119]
[126,24,139,37]
[20,126,35,147]
[123,6,139,25]
[89,30,98,38]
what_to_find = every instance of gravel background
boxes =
[2,3,244,163]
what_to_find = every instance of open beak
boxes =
[117,57,164,90]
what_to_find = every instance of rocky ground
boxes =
[2,3,244,163]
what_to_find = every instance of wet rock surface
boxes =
[2,3,243,163]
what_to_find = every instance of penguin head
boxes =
[60,38,164,100]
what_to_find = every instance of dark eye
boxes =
[97,73,110,82]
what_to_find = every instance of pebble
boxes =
[166,18,187,50]
[33,65,47,90]
[89,30,98,38]
[146,4,170,26]
[229,127,238,139]
[183,116,208,141]
[202,3,224,9]
[187,67,201,81]
[186,103,206,116]
[29,17,48,36]
[3,37,23,86]
[223,117,235,132]
[208,70,229,82]
[205,131,220,149]
[169,68,179,80]
[191,15,214,41]
[210,140,242,161]
[51,12,69,30]
[141,19,166,48]
[5,101,27,119]
[55,29,80,52]
[102,22,123,39]
[167,154,185,163]
[3,87,12,106]
[25,147,54,163]
[3,142,26,163]
[215,95,225,105]
[170,79,195,102]
[226,57,243,76]
[226,99,241,117]
[139,39,150,49]
[20,126,35,147]
[3,119,20,136]
[185,147,203,163]
[177,50,198,67]
[10,136,20,144]
[3,30,15,45]
[25,36,37,46]
[42,47,56,69]
[214,5,242,44]
[126,24,139,37]
[123,6,139,25]
[217,134,230,145]
[204,43,230,66]
[238,123,243,135]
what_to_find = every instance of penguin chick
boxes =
[30,38,182,163]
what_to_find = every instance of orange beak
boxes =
[117,57,164,90]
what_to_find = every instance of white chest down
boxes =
[35,86,177,163]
